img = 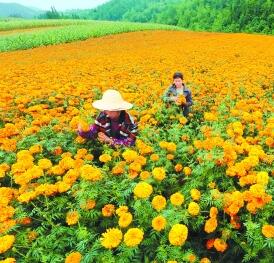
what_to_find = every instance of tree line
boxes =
[40,0,273,34]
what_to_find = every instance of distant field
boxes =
[0,19,182,52]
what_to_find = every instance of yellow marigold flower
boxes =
[0,258,16,263]
[188,254,196,263]
[99,154,112,163]
[16,150,32,159]
[50,165,65,176]
[262,224,274,238]
[66,211,79,226]
[183,167,192,176]
[150,154,159,162]
[151,195,167,211]
[59,156,75,170]
[133,182,153,199]
[213,238,228,252]
[167,154,174,160]
[112,161,126,175]
[168,224,188,246]
[179,116,188,125]
[152,167,166,181]
[204,112,218,121]
[190,189,201,201]
[65,252,82,263]
[135,156,147,166]
[78,120,90,132]
[256,171,269,186]
[0,235,15,254]
[0,219,16,234]
[112,165,124,175]
[188,202,200,216]
[209,207,218,218]
[63,169,79,184]
[0,205,15,222]
[0,170,5,179]
[159,141,168,149]
[167,261,177,263]
[85,154,94,161]
[166,142,177,152]
[204,218,218,233]
[152,215,166,231]
[29,144,42,154]
[176,94,186,105]
[140,171,150,180]
[101,228,123,249]
[200,258,211,263]
[265,137,273,147]
[170,192,184,206]
[80,164,102,181]
[17,191,36,203]
[118,212,133,228]
[124,228,144,247]
[116,206,129,216]
[129,162,142,172]
[75,148,88,159]
[122,149,138,163]
[38,158,52,170]
[56,181,71,193]
[102,204,115,217]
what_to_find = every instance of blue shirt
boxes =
[162,84,193,107]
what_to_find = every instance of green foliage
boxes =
[67,0,273,34]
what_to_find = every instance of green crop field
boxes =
[0,19,182,52]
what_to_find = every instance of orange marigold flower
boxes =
[65,252,82,263]
[213,238,228,252]
[204,218,218,233]
[102,204,115,217]
[262,224,274,238]
[151,195,167,211]
[152,215,166,231]
[206,239,215,249]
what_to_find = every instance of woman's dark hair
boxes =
[173,72,184,80]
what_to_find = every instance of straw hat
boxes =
[92,89,133,111]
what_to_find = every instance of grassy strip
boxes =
[0,18,88,31]
[0,20,182,52]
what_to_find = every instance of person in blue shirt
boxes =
[162,72,193,117]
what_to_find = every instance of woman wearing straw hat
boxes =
[77,89,138,147]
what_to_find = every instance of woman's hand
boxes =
[170,96,177,102]
[77,123,83,132]
[98,132,114,145]
[174,96,181,105]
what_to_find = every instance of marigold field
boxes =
[0,30,273,263]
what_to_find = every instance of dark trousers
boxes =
[182,106,190,117]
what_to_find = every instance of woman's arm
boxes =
[162,86,177,102]
[111,137,135,147]
[77,124,99,139]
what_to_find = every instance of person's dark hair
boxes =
[173,72,184,80]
